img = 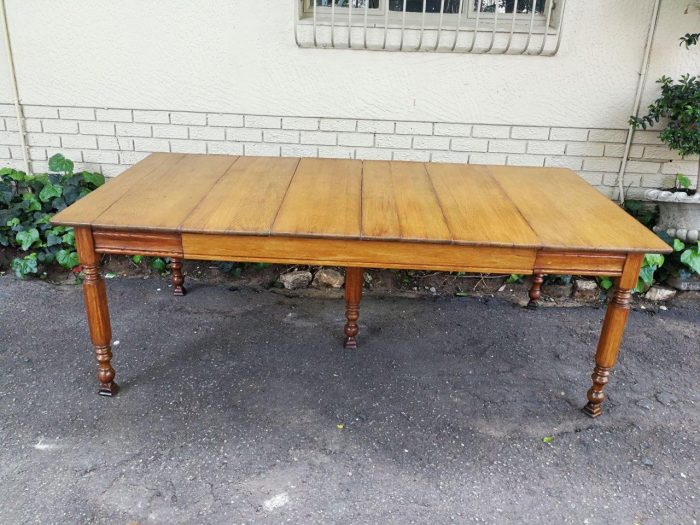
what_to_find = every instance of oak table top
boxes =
[55,153,671,417]
[53,153,670,254]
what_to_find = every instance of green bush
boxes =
[0,154,104,278]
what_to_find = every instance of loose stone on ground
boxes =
[279,270,313,290]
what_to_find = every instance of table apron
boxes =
[90,229,627,276]
[181,233,536,274]
[93,230,184,258]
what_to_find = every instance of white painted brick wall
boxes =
[208,113,244,127]
[133,110,170,124]
[170,112,206,126]
[472,125,509,139]
[320,118,356,132]
[153,125,188,139]
[2,103,698,199]
[433,123,471,137]
[95,109,132,122]
[318,145,353,159]
[300,131,336,146]
[338,133,373,147]
[190,127,226,141]
[281,117,317,131]
[59,107,95,120]
[358,120,395,134]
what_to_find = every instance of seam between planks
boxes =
[484,165,544,251]
[86,154,186,227]
[269,157,303,236]
[422,162,457,245]
[175,156,244,232]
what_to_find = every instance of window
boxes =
[295,0,565,55]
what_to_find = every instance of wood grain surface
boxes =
[53,154,671,254]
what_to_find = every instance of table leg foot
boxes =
[343,267,363,349]
[527,273,544,309]
[582,365,611,417]
[98,381,120,397]
[170,258,186,296]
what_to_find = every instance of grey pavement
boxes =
[0,275,698,524]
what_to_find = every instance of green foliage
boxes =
[676,173,692,190]
[218,260,272,277]
[0,154,104,278]
[11,253,37,278]
[675,240,700,275]
[680,32,699,49]
[623,200,658,228]
[597,276,614,290]
[636,253,665,293]
[149,257,168,273]
[629,74,700,160]
[505,274,523,284]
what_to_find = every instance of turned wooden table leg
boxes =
[75,227,118,396]
[344,267,363,349]
[170,258,186,296]
[527,273,544,309]
[583,254,643,418]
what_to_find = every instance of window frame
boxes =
[301,0,557,30]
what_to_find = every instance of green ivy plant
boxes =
[0,154,104,278]
[597,253,666,294]
[673,238,700,275]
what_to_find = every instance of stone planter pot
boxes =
[645,189,700,243]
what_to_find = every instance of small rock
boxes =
[363,272,373,284]
[644,285,676,302]
[542,284,572,299]
[573,279,599,300]
[311,268,344,289]
[636,398,653,410]
[655,392,678,406]
[641,457,654,467]
[279,270,312,290]
[429,286,437,294]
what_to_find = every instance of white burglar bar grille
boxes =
[294,0,566,55]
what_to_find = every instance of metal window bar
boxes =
[294,0,566,56]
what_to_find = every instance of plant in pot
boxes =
[630,32,700,289]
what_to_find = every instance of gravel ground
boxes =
[0,275,698,524]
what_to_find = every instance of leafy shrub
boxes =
[0,154,104,278]
[630,74,700,161]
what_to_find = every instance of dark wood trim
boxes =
[344,267,363,349]
[527,273,544,309]
[170,258,186,296]
[92,229,184,258]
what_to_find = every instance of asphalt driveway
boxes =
[0,275,698,524]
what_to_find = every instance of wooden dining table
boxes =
[52,153,671,417]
